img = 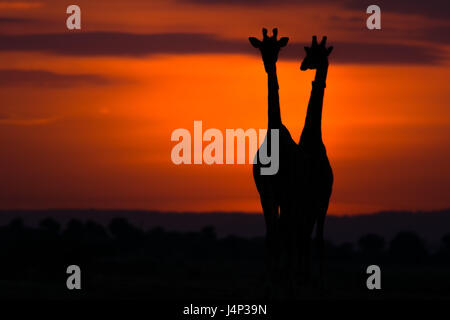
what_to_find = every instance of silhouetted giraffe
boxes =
[249,28,303,293]
[250,31,334,294]
[296,35,334,287]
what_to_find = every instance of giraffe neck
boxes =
[314,63,328,83]
[267,67,281,130]
[300,64,328,150]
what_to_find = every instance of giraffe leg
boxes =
[280,203,296,298]
[316,202,329,292]
[260,197,279,296]
[304,230,312,287]
[297,218,312,288]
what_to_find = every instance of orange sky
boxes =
[0,0,449,214]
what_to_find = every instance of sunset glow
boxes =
[1,0,449,214]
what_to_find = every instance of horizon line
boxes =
[1,207,449,218]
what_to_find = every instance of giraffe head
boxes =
[300,35,333,71]
[249,28,289,73]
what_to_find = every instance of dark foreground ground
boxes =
[1,216,450,300]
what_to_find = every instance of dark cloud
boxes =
[0,16,53,28]
[0,16,66,32]
[345,0,450,20]
[0,32,446,65]
[0,32,247,56]
[282,42,446,65]
[183,0,449,19]
[0,112,58,126]
[0,69,113,88]
[326,15,450,45]
[0,17,33,24]
[191,0,274,4]
[416,25,450,45]
[183,0,312,5]
[0,116,58,126]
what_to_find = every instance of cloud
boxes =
[415,25,450,45]
[282,42,447,65]
[344,0,450,20]
[0,69,114,88]
[183,0,277,4]
[183,0,449,20]
[0,32,245,56]
[0,16,63,31]
[0,32,446,65]
[0,16,51,27]
[0,16,33,23]
[0,1,43,10]
[0,114,58,126]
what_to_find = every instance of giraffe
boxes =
[296,35,334,287]
[250,31,334,294]
[249,28,304,293]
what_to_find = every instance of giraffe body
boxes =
[250,30,333,294]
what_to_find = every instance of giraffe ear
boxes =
[249,37,261,48]
[278,37,289,47]
[327,46,333,55]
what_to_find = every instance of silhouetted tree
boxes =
[85,220,109,241]
[333,242,355,260]
[109,218,144,250]
[200,226,216,241]
[40,217,61,234]
[436,233,450,262]
[389,231,428,263]
[358,234,385,255]
[110,218,137,238]
[441,233,450,251]
[63,219,85,241]
[8,217,25,231]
